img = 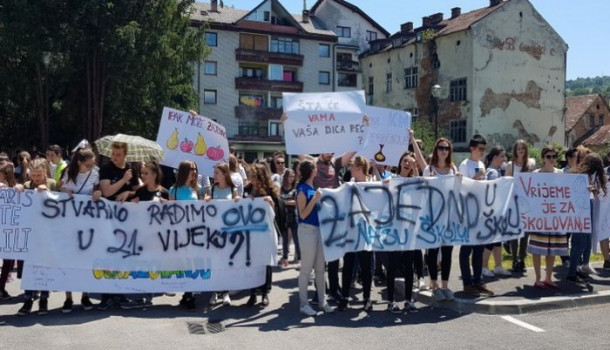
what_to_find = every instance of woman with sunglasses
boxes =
[169,160,205,311]
[506,140,536,273]
[528,146,565,289]
[422,138,458,302]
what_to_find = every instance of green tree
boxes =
[0,0,208,151]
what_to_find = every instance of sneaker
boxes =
[320,303,335,313]
[387,301,401,313]
[209,292,218,306]
[442,288,455,301]
[179,293,192,306]
[432,288,446,301]
[494,266,511,277]
[474,283,494,296]
[17,299,33,316]
[337,300,348,311]
[261,294,269,307]
[222,293,231,307]
[463,285,481,297]
[518,261,526,273]
[363,299,373,312]
[0,289,10,300]
[580,264,596,275]
[604,260,610,270]
[38,299,48,315]
[417,278,427,291]
[61,299,73,314]
[119,298,140,310]
[404,301,418,313]
[81,296,94,311]
[97,298,115,311]
[300,304,317,316]
[482,268,495,278]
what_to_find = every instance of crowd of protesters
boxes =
[1,129,610,317]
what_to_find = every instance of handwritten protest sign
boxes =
[317,177,523,261]
[282,91,366,155]
[157,107,229,176]
[0,187,33,260]
[515,173,591,233]
[359,106,411,166]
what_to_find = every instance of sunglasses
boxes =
[544,154,558,160]
[437,145,450,151]
[276,161,284,164]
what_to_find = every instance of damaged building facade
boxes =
[360,0,568,150]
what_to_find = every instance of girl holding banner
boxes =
[506,140,537,273]
[59,147,102,313]
[528,146,565,289]
[295,160,334,316]
[422,138,459,302]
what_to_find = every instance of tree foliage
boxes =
[0,0,208,152]
[566,76,610,97]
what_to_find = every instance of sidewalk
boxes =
[414,253,610,315]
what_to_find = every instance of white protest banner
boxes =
[21,263,268,293]
[21,192,277,273]
[0,187,34,260]
[157,107,229,176]
[514,173,591,233]
[317,177,523,262]
[593,183,610,248]
[282,91,366,155]
[359,106,411,166]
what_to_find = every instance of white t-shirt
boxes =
[459,159,485,179]
[230,172,244,197]
[508,158,536,174]
[422,165,458,177]
[62,169,100,195]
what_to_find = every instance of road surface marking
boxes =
[501,316,545,333]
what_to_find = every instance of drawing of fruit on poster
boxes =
[166,129,179,150]
[194,133,207,156]
[206,146,225,161]
[180,138,194,153]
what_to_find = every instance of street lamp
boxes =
[431,84,441,140]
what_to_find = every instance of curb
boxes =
[417,289,610,315]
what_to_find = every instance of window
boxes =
[366,30,377,42]
[404,67,418,89]
[590,115,596,128]
[336,26,351,38]
[264,11,270,22]
[269,64,283,81]
[283,70,296,82]
[205,32,217,47]
[450,120,467,143]
[319,71,330,85]
[270,96,283,109]
[204,61,217,75]
[270,37,300,54]
[319,44,330,57]
[240,66,265,79]
[239,33,267,51]
[385,73,392,93]
[338,73,357,87]
[368,77,374,95]
[204,89,217,104]
[450,78,467,102]
[269,121,284,136]
[600,115,604,126]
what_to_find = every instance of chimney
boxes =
[451,7,461,18]
[490,0,502,7]
[422,16,431,27]
[302,10,310,23]
[400,22,413,33]
[429,12,444,24]
[211,0,218,12]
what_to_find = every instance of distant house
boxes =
[360,0,568,150]
[565,94,610,151]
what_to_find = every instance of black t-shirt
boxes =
[99,162,139,201]
[130,186,169,202]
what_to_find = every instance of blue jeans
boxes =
[568,232,591,277]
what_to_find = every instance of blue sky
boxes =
[219,0,606,80]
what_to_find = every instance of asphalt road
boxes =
[1,266,610,350]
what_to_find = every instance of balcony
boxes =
[235,77,303,93]
[232,120,284,143]
[235,48,304,66]
[337,60,360,72]
[235,106,282,120]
